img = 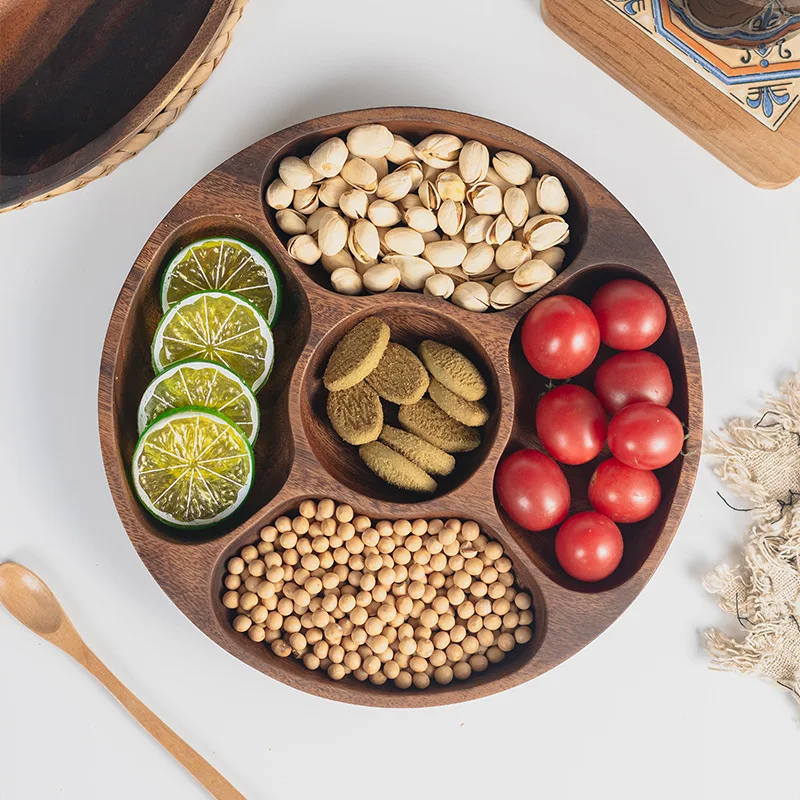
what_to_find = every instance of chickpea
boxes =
[515,626,533,644]
[477,628,494,647]
[412,673,430,689]
[222,591,240,609]
[271,639,292,658]
[260,526,278,543]
[395,671,413,689]
[233,615,252,633]
[487,646,505,664]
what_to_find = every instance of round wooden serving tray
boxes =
[99,108,702,707]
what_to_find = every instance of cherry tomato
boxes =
[555,512,624,582]
[607,402,684,470]
[495,449,571,532]
[594,351,673,414]
[590,279,667,350]
[589,457,662,523]
[535,384,607,465]
[521,296,600,379]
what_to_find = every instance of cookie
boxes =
[359,441,438,493]
[428,377,490,427]
[379,424,455,477]
[366,343,430,405]
[327,382,383,445]
[398,398,481,453]
[324,316,390,391]
[417,340,487,401]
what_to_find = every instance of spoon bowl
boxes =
[0,563,64,636]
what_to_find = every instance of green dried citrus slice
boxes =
[132,408,254,528]
[160,237,282,325]
[152,291,274,392]
[137,360,260,443]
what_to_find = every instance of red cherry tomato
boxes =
[535,384,607,465]
[495,449,571,532]
[589,457,662,523]
[521,296,600,379]
[555,512,624,582]
[607,402,684,470]
[594,351,673,414]
[590,279,667,350]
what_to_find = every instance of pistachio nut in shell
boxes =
[383,255,435,290]
[513,259,557,293]
[365,156,390,181]
[340,158,379,192]
[318,176,349,207]
[275,209,307,236]
[376,170,412,202]
[278,156,315,191]
[484,166,513,192]
[451,281,490,312]
[308,137,349,179]
[523,214,569,250]
[293,186,319,215]
[397,193,423,211]
[266,178,294,210]
[492,152,533,186]
[348,219,381,263]
[339,189,369,220]
[330,267,363,295]
[462,242,495,276]
[458,140,490,185]
[418,180,441,211]
[503,187,529,228]
[521,178,542,215]
[395,160,424,190]
[424,240,468,268]
[486,214,513,246]
[368,199,403,227]
[305,207,338,236]
[346,124,394,159]
[467,182,503,216]
[362,263,401,293]
[495,240,532,272]
[386,134,417,165]
[384,226,425,256]
[435,264,469,284]
[287,234,321,265]
[536,174,569,215]
[317,213,349,256]
[404,206,438,233]
[414,133,463,169]
[321,248,356,274]
[536,246,567,271]
[437,171,467,202]
[463,215,494,244]
[437,199,467,236]
[424,272,455,299]
[490,280,528,310]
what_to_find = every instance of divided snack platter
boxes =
[99,107,702,707]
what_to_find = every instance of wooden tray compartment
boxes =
[99,107,702,707]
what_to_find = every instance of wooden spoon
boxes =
[0,562,246,800]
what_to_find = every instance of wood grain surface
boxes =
[0,0,233,208]
[98,107,703,707]
[542,0,800,188]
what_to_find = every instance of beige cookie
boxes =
[379,424,455,476]
[327,382,383,445]
[366,342,430,405]
[418,340,487,401]
[359,441,438,494]
[324,316,390,391]
[398,398,481,453]
[428,377,490,427]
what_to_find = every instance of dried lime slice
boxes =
[132,408,254,528]
[160,237,282,325]
[137,360,260,443]
[152,291,274,392]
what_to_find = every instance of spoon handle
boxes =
[76,643,246,800]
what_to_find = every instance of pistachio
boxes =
[397,193,423,211]
[346,124,394,159]
[404,206,438,233]
[308,137,349,178]
[330,267,363,295]
[523,214,569,250]
[395,160,424,190]
[275,209,307,236]
[466,182,503,216]
[422,163,442,182]
[362,263,401,293]
[354,257,379,275]
[473,262,501,281]
[278,156,314,191]
[437,200,467,236]
[306,207,338,236]
[490,280,528,310]
[495,240,532,272]
[536,246,567,271]
[348,219,381,263]
[521,178,542,215]
[446,230,466,247]
[420,229,442,244]
[376,170,413,202]
[437,171,467,202]
[451,281,490,312]
[340,158,379,192]
[513,259,557,293]
[287,234,321,265]
[386,134,417,165]
[293,186,319,215]
[318,176,349,207]
[484,166,513,192]
[503,187,529,228]
[266,178,294,210]
[317,213,349,256]
[536,174,569,215]
[492,152,533,186]
[459,140,490,185]
[435,265,469,284]
[303,156,325,184]
[418,180,441,211]
[368,200,403,228]
[339,189,369,220]
[383,255,435,290]
[424,272,455,299]
[414,133,463,169]
[321,248,356,274]
[384,226,425,256]
[365,156,390,181]
[486,214,513,246]
[462,242,495,276]
[424,240,467,268]
[463,215,494,244]
[492,272,513,286]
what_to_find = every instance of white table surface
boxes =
[2,1,799,798]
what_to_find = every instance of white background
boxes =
[2,1,799,798]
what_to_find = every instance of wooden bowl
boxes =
[0,0,236,210]
[99,108,702,707]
